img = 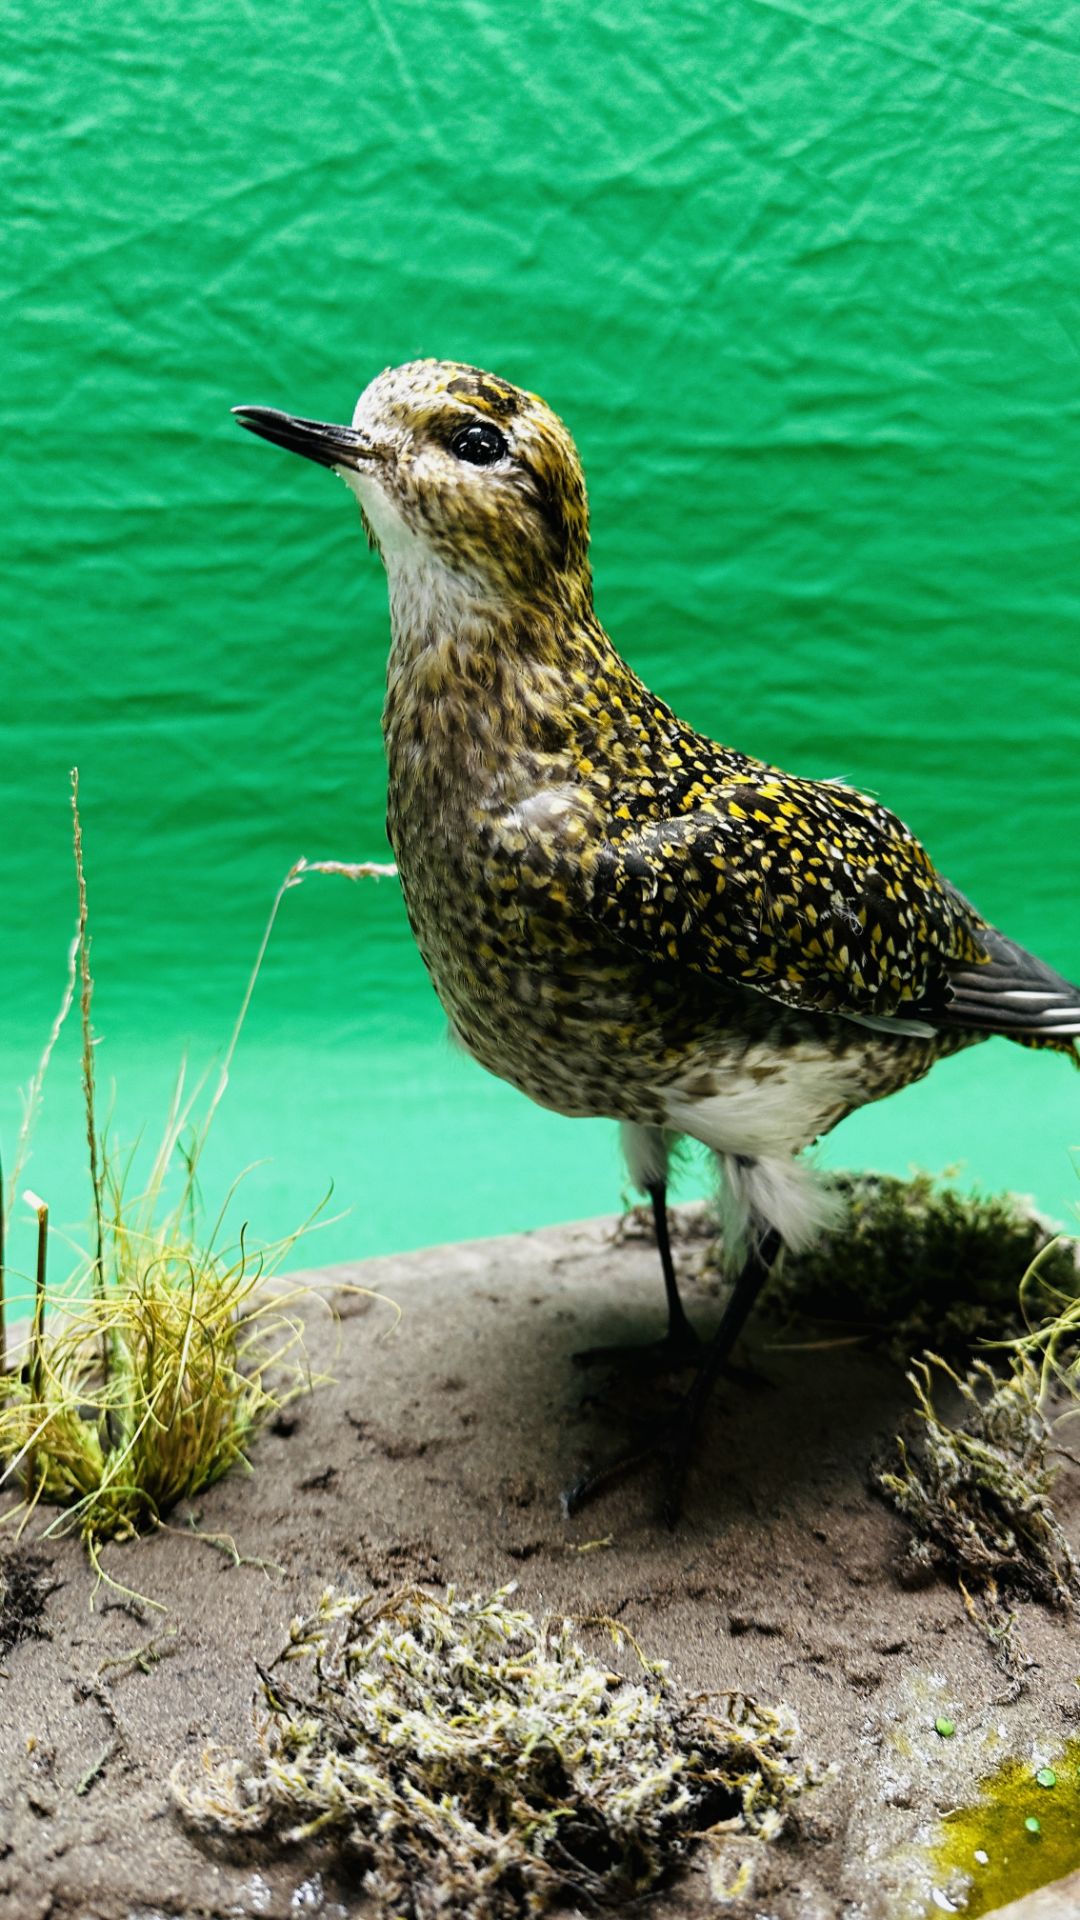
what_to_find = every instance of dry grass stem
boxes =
[0,1150,6,1379]
[71,768,105,1309]
[1011,1234,1080,1403]
[8,910,80,1212]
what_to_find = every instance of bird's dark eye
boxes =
[449,421,507,466]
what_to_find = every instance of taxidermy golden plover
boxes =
[234,361,1080,1517]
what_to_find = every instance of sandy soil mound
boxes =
[2,1209,1079,1920]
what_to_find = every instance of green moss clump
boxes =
[752,1172,1078,1360]
[873,1353,1079,1694]
[173,1584,811,1918]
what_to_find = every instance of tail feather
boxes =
[942,926,1080,1055]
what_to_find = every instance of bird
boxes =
[233,359,1080,1517]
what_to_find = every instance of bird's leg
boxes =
[563,1228,782,1524]
[660,1226,781,1524]
[653,1182,697,1348]
[573,1182,704,1371]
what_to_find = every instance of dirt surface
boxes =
[986,1870,1080,1919]
[2,1207,1079,1920]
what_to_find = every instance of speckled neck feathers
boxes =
[382,557,625,827]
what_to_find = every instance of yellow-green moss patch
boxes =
[927,1739,1080,1916]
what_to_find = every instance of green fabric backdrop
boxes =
[3,0,1079,1303]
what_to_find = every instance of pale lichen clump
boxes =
[173,1584,810,1918]
[873,1353,1080,1693]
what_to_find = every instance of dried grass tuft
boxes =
[173,1583,811,1919]
[0,775,394,1598]
[0,1162,318,1592]
[873,1350,1080,1695]
[870,1198,1080,1694]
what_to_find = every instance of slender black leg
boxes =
[573,1181,703,1371]
[651,1183,696,1347]
[563,1228,782,1525]
[661,1227,781,1524]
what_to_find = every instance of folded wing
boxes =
[583,759,1079,1055]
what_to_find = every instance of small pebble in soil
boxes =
[935,1717,956,1738]
[1025,1816,1041,1835]
[1035,1767,1057,1788]
[974,1850,989,1864]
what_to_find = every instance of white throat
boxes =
[337,464,500,670]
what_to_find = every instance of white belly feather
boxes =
[622,1043,862,1269]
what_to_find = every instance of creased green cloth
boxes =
[2,0,1078,1291]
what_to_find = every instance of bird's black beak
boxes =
[231,405,377,471]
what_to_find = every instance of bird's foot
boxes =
[562,1231,782,1526]
[571,1323,705,1376]
[562,1364,716,1528]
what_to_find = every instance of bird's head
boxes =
[233,359,591,605]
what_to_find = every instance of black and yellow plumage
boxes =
[235,360,1080,1510]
